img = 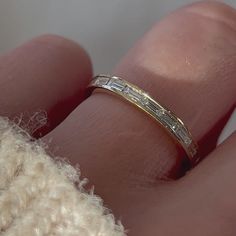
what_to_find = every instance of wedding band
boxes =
[87,74,199,166]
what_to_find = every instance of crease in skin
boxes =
[185,3,236,33]
[115,123,150,139]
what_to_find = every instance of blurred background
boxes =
[0,0,235,139]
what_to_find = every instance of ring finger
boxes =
[43,0,236,218]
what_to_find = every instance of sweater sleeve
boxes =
[0,117,126,236]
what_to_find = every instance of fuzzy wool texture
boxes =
[0,117,126,236]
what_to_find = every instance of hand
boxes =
[1,1,236,235]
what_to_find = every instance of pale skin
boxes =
[1,1,236,235]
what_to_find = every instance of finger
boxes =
[182,130,236,189]
[119,132,236,236]
[114,0,236,167]
[43,1,236,212]
[0,34,92,137]
[168,131,236,236]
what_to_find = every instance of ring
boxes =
[87,74,199,166]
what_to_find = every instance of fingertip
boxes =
[0,34,93,136]
[25,33,93,87]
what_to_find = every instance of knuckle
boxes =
[184,1,236,30]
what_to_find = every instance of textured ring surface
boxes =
[87,74,199,166]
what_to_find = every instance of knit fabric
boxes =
[0,117,126,236]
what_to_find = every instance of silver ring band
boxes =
[87,74,199,166]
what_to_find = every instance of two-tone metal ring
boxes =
[87,74,199,166]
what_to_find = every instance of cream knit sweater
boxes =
[0,117,126,236]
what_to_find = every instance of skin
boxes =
[0,1,236,235]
